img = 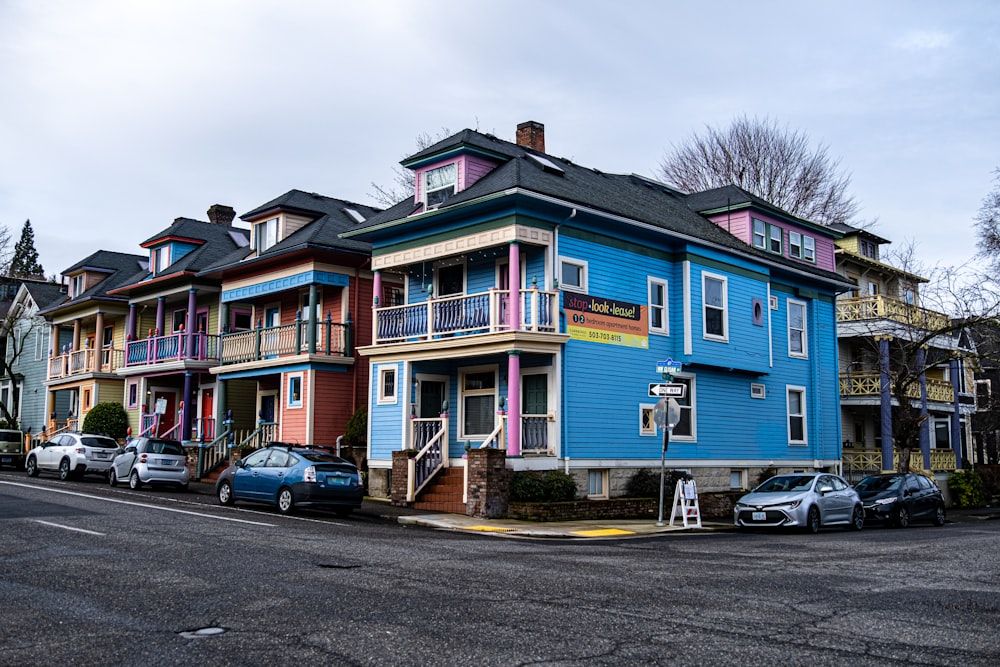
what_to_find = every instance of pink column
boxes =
[185,288,197,358]
[372,270,382,342]
[507,350,521,456]
[508,242,520,331]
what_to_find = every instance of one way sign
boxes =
[648,383,686,398]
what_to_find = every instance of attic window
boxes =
[527,153,564,174]
[152,246,170,274]
[70,274,85,298]
[424,163,457,207]
[255,218,279,252]
[343,207,366,224]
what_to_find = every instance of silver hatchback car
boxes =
[734,472,865,533]
[109,437,190,490]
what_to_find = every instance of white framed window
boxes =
[435,261,465,297]
[255,218,279,252]
[587,470,608,499]
[34,328,47,361]
[424,163,458,207]
[750,383,766,399]
[769,225,783,254]
[126,380,139,410]
[70,274,85,298]
[752,219,767,249]
[378,367,397,404]
[298,288,323,321]
[787,386,807,445]
[787,299,808,358]
[729,469,746,490]
[648,277,669,334]
[639,403,657,436]
[788,232,802,259]
[152,246,170,274]
[459,366,497,439]
[803,236,816,262]
[287,374,303,409]
[670,375,696,441]
[559,257,588,293]
[702,272,728,341]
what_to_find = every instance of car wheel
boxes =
[806,506,821,534]
[933,504,946,527]
[217,480,234,505]
[25,456,38,477]
[847,505,864,531]
[129,470,142,490]
[896,506,910,529]
[109,469,118,487]
[58,458,72,481]
[180,482,189,492]
[277,487,294,515]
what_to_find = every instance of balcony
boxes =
[48,347,125,380]
[839,372,954,403]
[374,288,558,344]
[837,295,951,331]
[125,332,220,368]
[219,320,350,365]
[842,448,956,483]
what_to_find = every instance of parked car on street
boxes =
[24,432,119,480]
[734,472,865,533]
[216,443,364,516]
[109,437,190,490]
[0,429,26,469]
[854,473,946,528]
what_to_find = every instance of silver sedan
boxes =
[733,472,864,533]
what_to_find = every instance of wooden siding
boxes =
[368,362,406,461]
[280,371,308,442]
[707,210,837,272]
[311,369,355,446]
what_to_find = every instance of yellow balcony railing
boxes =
[837,295,951,331]
[842,448,956,473]
[839,372,954,403]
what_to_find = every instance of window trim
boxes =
[423,162,458,207]
[639,402,657,436]
[752,219,767,249]
[803,235,816,262]
[434,260,466,298]
[254,217,279,253]
[670,374,696,442]
[647,277,669,335]
[377,366,398,405]
[701,272,728,342]
[559,257,588,293]
[458,364,498,440]
[787,298,808,359]
[787,385,807,445]
[587,469,608,499]
[126,380,139,410]
[287,374,303,409]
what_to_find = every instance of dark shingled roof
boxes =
[23,282,68,310]
[135,216,251,278]
[41,250,147,314]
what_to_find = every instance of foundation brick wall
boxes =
[466,448,511,519]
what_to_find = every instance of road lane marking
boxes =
[0,480,275,527]
[34,520,105,536]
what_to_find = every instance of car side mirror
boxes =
[234,459,244,469]
[818,486,834,495]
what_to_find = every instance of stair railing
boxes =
[407,417,448,502]
[195,420,235,479]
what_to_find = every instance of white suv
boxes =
[25,433,120,481]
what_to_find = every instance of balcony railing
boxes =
[375,288,558,344]
[48,347,125,379]
[125,332,220,367]
[842,448,956,483]
[219,320,350,365]
[839,372,954,403]
[837,295,951,331]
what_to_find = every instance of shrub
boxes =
[624,468,691,498]
[510,471,578,502]
[82,402,129,440]
[754,467,778,488]
[342,407,367,448]
[949,469,988,508]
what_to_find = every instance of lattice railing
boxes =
[837,295,951,330]
[840,372,954,403]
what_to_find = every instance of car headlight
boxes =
[787,500,802,510]
[874,497,897,506]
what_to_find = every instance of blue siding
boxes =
[368,361,406,460]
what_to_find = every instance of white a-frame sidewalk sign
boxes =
[668,478,702,528]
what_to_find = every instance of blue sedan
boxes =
[216,444,364,517]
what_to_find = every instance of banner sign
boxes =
[565,294,648,348]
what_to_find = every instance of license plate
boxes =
[752,512,767,521]
[158,459,174,466]
[328,476,347,486]
[1,456,12,463]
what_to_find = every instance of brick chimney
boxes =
[516,121,545,153]
[207,204,236,225]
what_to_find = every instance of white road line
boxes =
[1,480,275,527]
[34,520,106,536]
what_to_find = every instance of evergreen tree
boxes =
[9,219,44,278]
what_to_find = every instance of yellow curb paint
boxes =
[464,525,517,533]
[570,528,635,537]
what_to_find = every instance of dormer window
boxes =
[70,274,85,298]
[860,239,878,260]
[255,218,279,252]
[424,163,457,207]
[152,246,170,274]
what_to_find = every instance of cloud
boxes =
[892,30,953,51]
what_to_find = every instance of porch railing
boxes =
[48,347,125,379]
[842,448,957,483]
[375,288,559,344]
[125,332,220,367]
[839,372,954,403]
[407,417,448,502]
[219,319,350,364]
[194,420,234,479]
[837,295,951,331]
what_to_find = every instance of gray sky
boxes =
[1,0,997,277]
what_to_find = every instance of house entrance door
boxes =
[418,380,446,419]
[521,373,548,452]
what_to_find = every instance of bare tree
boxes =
[660,116,861,226]
[974,168,1000,270]
[369,128,453,207]
[0,224,13,275]
[0,298,43,426]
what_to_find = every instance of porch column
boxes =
[220,302,230,333]
[216,379,228,438]
[49,323,58,356]
[508,242,521,331]
[182,372,193,444]
[72,318,81,351]
[372,270,381,343]
[94,311,104,371]
[917,346,930,469]
[127,303,137,340]
[950,359,963,469]
[878,336,893,470]
[507,350,521,456]
[186,288,197,358]
[155,296,165,336]
[307,283,317,354]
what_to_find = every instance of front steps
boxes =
[411,467,467,514]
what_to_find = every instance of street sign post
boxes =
[655,397,682,526]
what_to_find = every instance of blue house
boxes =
[345,121,851,510]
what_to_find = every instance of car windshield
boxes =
[755,475,815,493]
[81,436,119,448]
[856,475,903,492]
[0,431,21,442]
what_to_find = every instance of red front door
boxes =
[200,389,214,440]
[154,391,176,437]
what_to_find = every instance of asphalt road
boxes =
[1,470,998,666]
